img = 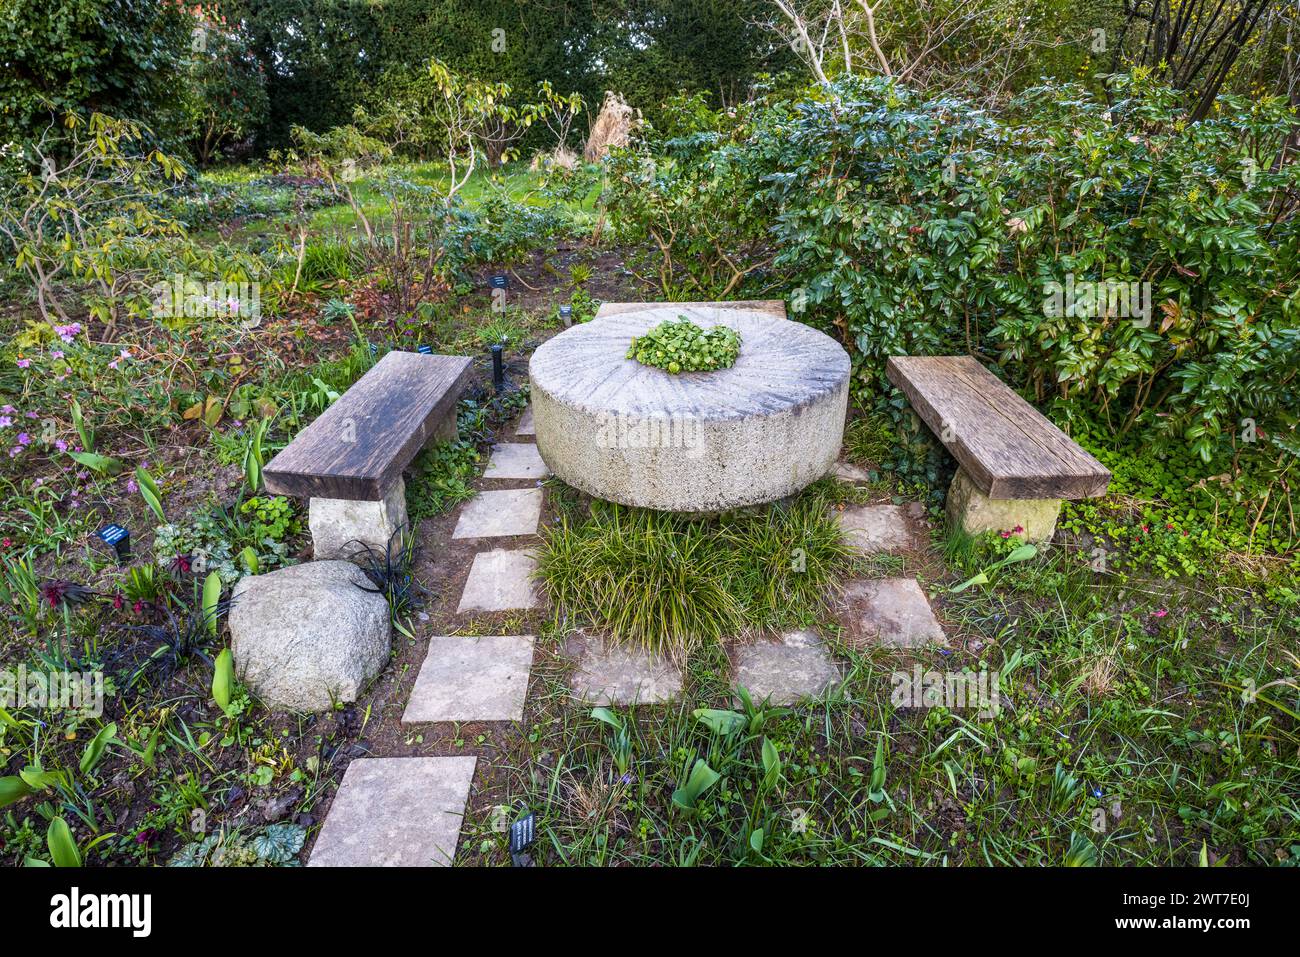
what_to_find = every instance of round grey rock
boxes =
[229,560,391,711]
[529,304,850,511]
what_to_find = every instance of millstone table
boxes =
[528,302,851,512]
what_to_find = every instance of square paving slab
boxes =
[457,548,540,613]
[483,442,549,480]
[837,504,915,553]
[403,635,534,723]
[833,461,874,483]
[516,405,535,436]
[566,637,682,705]
[837,578,946,648]
[452,488,543,539]
[307,756,476,867]
[733,629,842,705]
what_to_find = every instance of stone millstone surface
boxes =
[529,304,850,512]
[307,757,476,867]
[457,548,540,613]
[402,635,535,723]
[566,636,682,705]
[837,578,946,648]
[733,630,841,705]
[230,561,391,711]
[837,504,915,553]
[452,488,543,539]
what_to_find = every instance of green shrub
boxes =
[753,73,1298,470]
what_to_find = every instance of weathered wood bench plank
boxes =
[264,351,472,501]
[885,355,1110,500]
[595,300,787,320]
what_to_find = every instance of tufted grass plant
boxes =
[535,488,856,661]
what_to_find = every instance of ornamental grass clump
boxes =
[536,489,855,661]
[626,317,741,374]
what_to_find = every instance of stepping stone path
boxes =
[403,636,535,723]
[516,405,535,436]
[313,404,548,867]
[483,442,549,480]
[457,548,541,613]
[452,487,543,539]
[837,504,916,553]
[308,756,476,867]
[309,399,949,866]
[566,635,683,705]
[732,629,841,705]
[837,577,946,648]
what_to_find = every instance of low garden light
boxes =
[490,343,505,392]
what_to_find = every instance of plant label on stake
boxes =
[559,304,573,327]
[417,344,433,355]
[96,524,131,563]
[510,812,535,866]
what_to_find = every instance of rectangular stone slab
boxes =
[307,756,476,867]
[402,635,535,723]
[452,488,543,539]
[264,351,472,501]
[595,299,788,320]
[885,355,1110,500]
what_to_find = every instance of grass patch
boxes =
[535,486,857,661]
[842,413,896,466]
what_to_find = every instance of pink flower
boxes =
[1,405,13,414]
[1152,608,1168,618]
[50,350,64,359]
[54,439,68,452]
[16,359,30,369]
[16,433,30,446]
[0,417,11,428]
[126,478,138,493]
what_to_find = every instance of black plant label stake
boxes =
[510,812,536,867]
[96,524,131,563]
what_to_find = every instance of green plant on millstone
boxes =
[626,316,740,374]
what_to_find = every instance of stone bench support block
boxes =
[310,477,408,560]
[946,468,1061,542]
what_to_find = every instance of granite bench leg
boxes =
[309,477,408,560]
[945,467,1061,543]
[429,405,459,445]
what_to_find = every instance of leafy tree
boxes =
[187,10,270,165]
[0,0,196,150]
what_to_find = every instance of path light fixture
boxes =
[491,343,505,392]
[96,523,131,563]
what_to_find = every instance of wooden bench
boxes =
[885,355,1110,541]
[264,350,473,558]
